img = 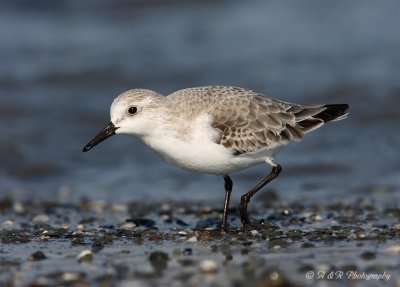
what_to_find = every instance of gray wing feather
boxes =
[168,86,344,155]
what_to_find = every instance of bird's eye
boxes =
[128,106,137,114]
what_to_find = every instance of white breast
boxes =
[141,113,268,175]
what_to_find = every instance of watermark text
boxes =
[305,270,391,281]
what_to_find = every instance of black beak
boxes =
[82,122,118,152]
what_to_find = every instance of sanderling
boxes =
[83,86,349,230]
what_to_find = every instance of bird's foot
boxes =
[241,218,252,232]
[219,224,228,233]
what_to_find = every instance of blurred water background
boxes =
[1,0,399,205]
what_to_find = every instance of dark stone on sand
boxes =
[70,237,86,246]
[100,224,115,229]
[0,196,12,210]
[225,254,233,261]
[175,218,189,226]
[183,248,192,255]
[178,259,196,267]
[163,217,173,224]
[257,220,280,230]
[149,251,169,273]
[286,230,303,240]
[28,251,47,261]
[44,228,69,238]
[115,229,142,238]
[128,218,156,228]
[195,218,220,229]
[79,217,96,224]
[289,217,306,225]
[361,251,376,260]
[92,235,113,253]
[1,230,30,244]
[306,229,334,242]
[384,208,400,217]
[301,242,315,248]
[242,241,253,247]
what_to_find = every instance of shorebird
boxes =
[83,86,348,230]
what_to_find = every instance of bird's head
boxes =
[82,89,164,152]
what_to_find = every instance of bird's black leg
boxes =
[239,163,282,229]
[221,175,233,231]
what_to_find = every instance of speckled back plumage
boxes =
[167,86,348,155]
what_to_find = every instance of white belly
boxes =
[142,130,283,175]
[140,113,285,175]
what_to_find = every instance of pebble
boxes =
[111,203,128,213]
[268,239,290,249]
[28,251,47,261]
[314,214,323,221]
[160,203,172,212]
[199,259,218,273]
[61,272,82,282]
[33,214,50,224]
[38,235,50,241]
[13,202,25,214]
[161,214,170,221]
[347,233,357,240]
[357,232,366,239]
[77,249,93,263]
[90,200,107,213]
[269,271,280,280]
[2,220,14,226]
[392,223,400,230]
[61,224,70,229]
[187,236,198,242]
[199,206,213,214]
[250,230,259,236]
[119,222,137,230]
[385,245,400,254]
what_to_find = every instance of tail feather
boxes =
[295,104,349,134]
[314,104,349,123]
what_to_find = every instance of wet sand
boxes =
[1,193,399,287]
